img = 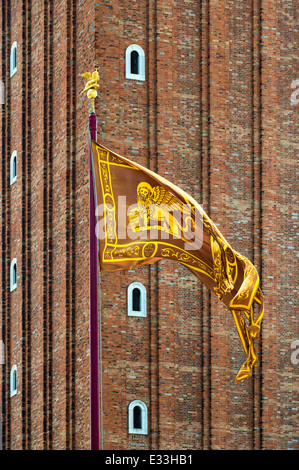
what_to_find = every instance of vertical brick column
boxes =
[30,0,47,449]
[74,0,97,450]
[9,0,23,449]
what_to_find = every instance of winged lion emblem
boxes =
[128,182,195,241]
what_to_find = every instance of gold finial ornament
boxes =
[80,69,100,113]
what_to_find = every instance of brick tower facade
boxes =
[0,0,298,450]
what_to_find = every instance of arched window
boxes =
[10,41,17,77]
[125,45,145,81]
[128,400,148,435]
[10,150,17,185]
[127,282,147,317]
[10,364,17,397]
[10,258,17,292]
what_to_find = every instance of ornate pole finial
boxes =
[80,69,100,114]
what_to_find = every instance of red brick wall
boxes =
[0,0,96,450]
[95,0,299,451]
[0,0,298,450]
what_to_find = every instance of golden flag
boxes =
[91,140,264,383]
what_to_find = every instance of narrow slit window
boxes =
[13,264,16,285]
[133,405,142,429]
[13,48,17,70]
[130,50,139,75]
[132,287,141,312]
[13,369,17,390]
[13,156,16,179]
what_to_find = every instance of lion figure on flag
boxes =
[127,182,194,240]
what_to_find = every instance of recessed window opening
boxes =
[10,365,17,397]
[127,282,147,317]
[10,41,17,77]
[10,150,17,185]
[125,45,145,81]
[10,258,17,292]
[128,400,148,435]
[130,50,139,75]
